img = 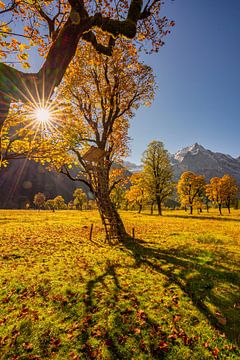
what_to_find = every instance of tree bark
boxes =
[95,167,127,243]
[218,204,222,215]
[138,203,142,214]
[189,204,193,215]
[156,196,162,216]
[227,203,230,214]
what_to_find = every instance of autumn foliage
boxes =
[0,0,174,128]
[177,172,206,215]
[205,174,238,215]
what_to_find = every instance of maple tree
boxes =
[177,171,206,215]
[41,41,155,242]
[45,198,56,211]
[125,172,149,213]
[142,140,174,215]
[206,175,238,215]
[73,188,87,210]
[33,191,45,209]
[53,195,66,209]
[0,0,174,129]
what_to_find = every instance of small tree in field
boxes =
[45,199,56,212]
[142,141,174,215]
[177,172,205,215]
[221,175,238,213]
[33,192,46,210]
[206,175,238,215]
[53,195,66,210]
[125,173,149,213]
[73,188,87,210]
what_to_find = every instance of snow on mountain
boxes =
[174,143,208,162]
[172,143,240,182]
[125,143,240,182]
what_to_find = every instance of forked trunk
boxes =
[95,167,127,243]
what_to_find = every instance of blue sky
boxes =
[128,0,240,163]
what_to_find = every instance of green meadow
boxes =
[0,209,239,359]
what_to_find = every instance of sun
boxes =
[35,107,51,123]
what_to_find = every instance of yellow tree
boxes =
[0,0,174,128]
[206,175,238,215]
[125,172,149,213]
[221,174,238,213]
[0,103,70,169]
[73,188,87,210]
[109,168,129,209]
[43,41,155,242]
[177,171,206,215]
[142,140,174,215]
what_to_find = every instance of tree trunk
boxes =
[189,205,193,215]
[95,167,127,243]
[156,196,162,216]
[138,204,142,214]
[218,204,222,215]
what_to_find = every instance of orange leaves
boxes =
[205,174,238,212]
[177,171,206,211]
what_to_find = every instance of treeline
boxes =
[32,189,91,211]
[32,141,239,216]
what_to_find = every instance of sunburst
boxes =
[35,107,52,123]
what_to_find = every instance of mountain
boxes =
[171,143,240,182]
[124,143,240,183]
[1,143,240,208]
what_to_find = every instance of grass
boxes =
[0,209,239,359]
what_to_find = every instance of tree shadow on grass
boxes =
[80,260,174,359]
[42,241,240,359]
[122,236,240,345]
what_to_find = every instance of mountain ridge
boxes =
[125,143,240,182]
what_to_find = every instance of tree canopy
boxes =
[0,0,173,128]
[177,171,206,215]
[142,140,173,215]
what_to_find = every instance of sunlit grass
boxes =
[0,209,239,359]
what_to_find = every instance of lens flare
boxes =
[35,107,51,123]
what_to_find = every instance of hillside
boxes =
[0,160,87,208]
